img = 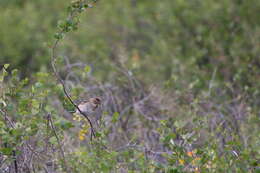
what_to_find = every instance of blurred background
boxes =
[0,0,260,172]
[1,0,259,92]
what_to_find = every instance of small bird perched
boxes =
[75,97,101,115]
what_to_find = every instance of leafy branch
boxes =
[50,0,99,140]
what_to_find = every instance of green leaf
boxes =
[95,132,102,137]
[57,20,66,29]
[29,122,39,135]
[44,105,55,112]
[0,75,3,82]
[58,119,74,130]
[174,120,186,129]
[0,99,7,107]
[35,82,43,88]
[0,147,13,155]
[49,136,57,145]
[4,64,10,69]
[112,112,119,123]
[54,33,64,40]
[20,78,29,86]
[31,99,40,115]
[11,69,18,76]
[84,65,91,73]
[163,133,176,144]
[2,68,8,77]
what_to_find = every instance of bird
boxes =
[75,97,101,115]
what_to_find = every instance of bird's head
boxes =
[89,97,101,105]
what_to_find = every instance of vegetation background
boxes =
[0,0,259,172]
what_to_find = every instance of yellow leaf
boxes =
[179,159,185,165]
[78,132,85,141]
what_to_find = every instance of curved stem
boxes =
[50,36,96,140]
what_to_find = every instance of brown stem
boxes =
[50,37,96,139]
[47,113,69,172]
[49,1,99,140]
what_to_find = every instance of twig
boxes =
[0,109,15,128]
[46,113,69,172]
[207,67,217,96]
[1,109,19,173]
[12,150,18,173]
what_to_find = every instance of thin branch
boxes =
[50,1,99,140]
[1,109,19,173]
[46,113,69,172]
[51,38,96,139]
[207,67,217,96]
[12,150,18,173]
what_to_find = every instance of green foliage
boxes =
[1,0,259,94]
[158,93,260,172]
[0,65,73,171]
